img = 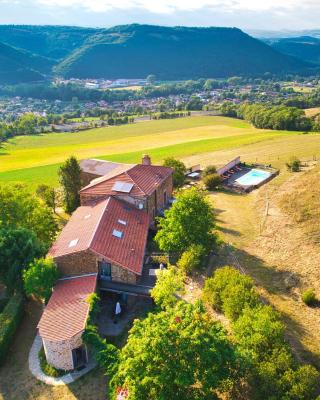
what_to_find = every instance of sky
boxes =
[1,0,320,32]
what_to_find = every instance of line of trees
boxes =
[220,102,314,131]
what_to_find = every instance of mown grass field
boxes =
[0,116,304,189]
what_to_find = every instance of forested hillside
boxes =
[0,41,52,84]
[55,24,309,79]
[266,36,320,65]
[0,24,314,83]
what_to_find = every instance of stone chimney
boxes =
[142,154,151,165]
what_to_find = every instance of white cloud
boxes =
[35,0,320,14]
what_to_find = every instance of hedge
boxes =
[0,293,24,365]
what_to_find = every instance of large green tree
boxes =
[23,257,59,303]
[0,184,57,248]
[0,228,45,293]
[155,187,216,254]
[109,302,240,400]
[58,156,82,214]
[162,157,187,188]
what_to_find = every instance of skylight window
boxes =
[84,214,91,219]
[112,181,134,193]
[118,219,127,226]
[112,229,123,238]
[68,239,79,248]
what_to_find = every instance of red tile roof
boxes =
[38,274,97,342]
[48,197,149,275]
[80,164,172,198]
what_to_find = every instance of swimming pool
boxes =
[235,169,271,186]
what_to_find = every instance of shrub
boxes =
[39,348,66,377]
[233,305,286,361]
[203,266,259,319]
[301,288,317,306]
[203,173,222,191]
[286,156,301,172]
[177,244,205,274]
[202,165,217,177]
[0,293,24,365]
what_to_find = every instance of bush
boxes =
[202,165,217,177]
[39,347,66,377]
[286,156,301,172]
[177,244,205,274]
[0,293,24,365]
[301,288,317,306]
[203,266,259,320]
[203,173,222,190]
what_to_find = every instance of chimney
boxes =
[142,154,151,165]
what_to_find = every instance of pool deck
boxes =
[223,164,279,193]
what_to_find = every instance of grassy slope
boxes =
[0,116,294,188]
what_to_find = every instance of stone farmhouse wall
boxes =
[80,171,100,187]
[42,331,84,371]
[54,249,138,284]
[146,175,173,224]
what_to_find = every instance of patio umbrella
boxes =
[115,301,121,315]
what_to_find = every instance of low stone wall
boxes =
[43,331,83,371]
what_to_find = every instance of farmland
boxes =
[0,115,307,188]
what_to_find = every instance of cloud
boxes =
[35,0,318,14]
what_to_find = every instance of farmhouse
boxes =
[38,155,173,371]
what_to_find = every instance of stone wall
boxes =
[42,331,84,371]
[54,250,98,276]
[111,263,137,284]
[80,171,100,187]
[54,250,138,283]
[146,174,173,224]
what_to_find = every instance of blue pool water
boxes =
[235,169,271,186]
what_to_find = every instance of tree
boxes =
[162,157,186,188]
[155,187,216,254]
[177,244,205,274]
[36,184,57,213]
[0,184,57,248]
[23,258,59,303]
[0,228,45,294]
[109,302,240,400]
[150,266,185,309]
[203,174,222,191]
[58,156,82,214]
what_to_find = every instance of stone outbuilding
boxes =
[37,274,97,371]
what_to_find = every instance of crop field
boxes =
[0,116,302,188]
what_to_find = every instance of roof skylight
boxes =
[118,219,127,226]
[112,181,134,193]
[68,238,79,248]
[112,229,123,238]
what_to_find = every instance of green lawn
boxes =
[0,116,304,189]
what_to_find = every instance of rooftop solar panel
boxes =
[112,181,134,193]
